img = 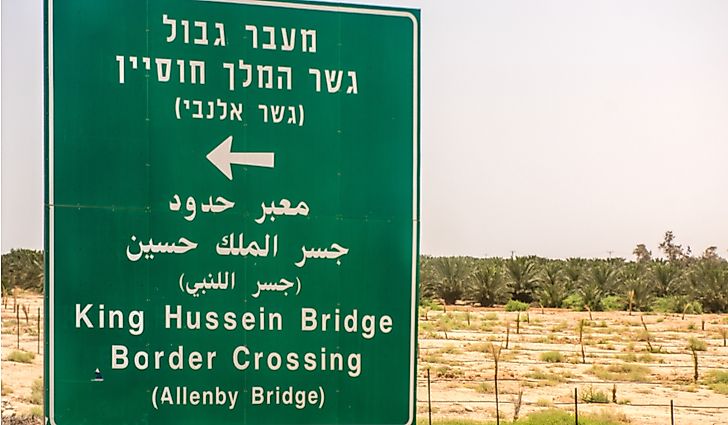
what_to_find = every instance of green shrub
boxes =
[437,345,462,355]
[708,383,728,395]
[26,406,43,418]
[617,353,659,363]
[580,385,610,403]
[652,296,703,314]
[505,300,530,312]
[6,350,35,363]
[562,293,584,311]
[535,398,553,407]
[652,297,680,313]
[706,370,728,384]
[601,296,626,312]
[539,351,564,363]
[705,370,728,395]
[687,337,707,351]
[588,363,649,381]
[684,302,703,315]
[472,382,493,394]
[616,353,637,362]
[420,298,443,311]
[420,352,444,364]
[29,378,43,405]
[515,409,625,424]
[414,409,626,425]
[415,418,490,425]
[525,368,568,385]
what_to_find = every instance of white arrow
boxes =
[206,135,275,180]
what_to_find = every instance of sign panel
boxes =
[45,0,419,424]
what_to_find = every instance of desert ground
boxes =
[1,292,43,423]
[2,293,727,424]
[416,305,728,424]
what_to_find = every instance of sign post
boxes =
[45,0,419,424]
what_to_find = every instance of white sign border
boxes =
[47,1,419,424]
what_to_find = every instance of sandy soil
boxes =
[1,293,43,423]
[416,306,728,424]
[2,294,727,424]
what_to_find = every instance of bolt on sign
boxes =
[44,0,420,424]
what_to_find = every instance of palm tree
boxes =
[468,264,510,307]
[563,258,585,293]
[590,262,618,294]
[651,261,684,297]
[578,281,604,312]
[419,255,437,300]
[535,263,566,308]
[579,263,615,311]
[424,257,471,306]
[688,259,728,313]
[620,264,653,315]
[504,256,538,303]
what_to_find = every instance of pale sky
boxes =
[2,0,727,259]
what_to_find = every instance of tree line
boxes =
[2,232,726,314]
[1,249,44,294]
[420,232,728,314]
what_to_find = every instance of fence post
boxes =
[494,351,500,425]
[37,307,41,354]
[505,324,510,349]
[690,347,699,382]
[427,368,432,425]
[574,388,578,425]
[670,400,674,425]
[17,308,20,349]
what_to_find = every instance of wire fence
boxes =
[417,360,728,425]
[419,399,728,410]
[418,377,690,385]
[420,335,728,358]
[421,358,727,369]
[6,302,43,354]
[416,315,728,424]
[419,368,728,425]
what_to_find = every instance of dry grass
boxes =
[438,345,463,355]
[588,363,650,382]
[616,353,662,363]
[434,365,464,379]
[539,351,565,363]
[6,350,35,363]
[29,378,43,405]
[1,382,13,396]
[469,382,494,394]
[687,337,707,351]
[705,370,728,395]
[525,368,570,385]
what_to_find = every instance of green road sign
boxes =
[45,0,419,424]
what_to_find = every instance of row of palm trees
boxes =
[420,235,728,313]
